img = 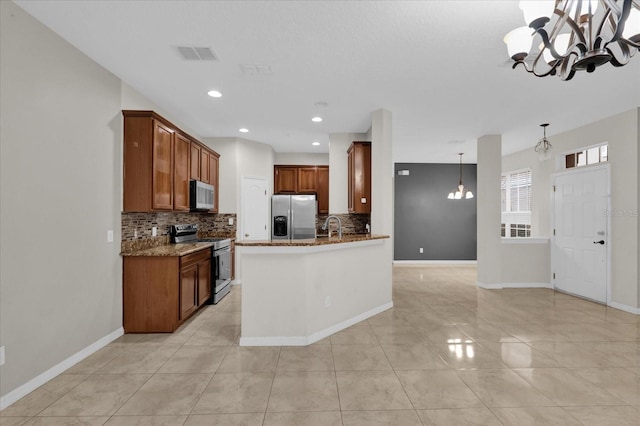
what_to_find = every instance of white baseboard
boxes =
[477,281,503,289]
[608,301,640,315]
[239,301,393,347]
[231,279,241,285]
[0,327,124,410]
[394,260,477,265]
[502,282,553,289]
[477,282,553,290]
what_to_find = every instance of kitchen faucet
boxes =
[322,215,342,238]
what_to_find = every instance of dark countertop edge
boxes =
[235,234,389,247]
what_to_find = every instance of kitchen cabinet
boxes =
[274,166,298,193]
[123,110,220,213]
[151,120,174,210]
[209,153,219,213]
[190,143,201,181]
[317,166,329,214]
[173,133,191,211]
[348,141,371,214]
[200,149,211,184]
[274,165,329,214]
[123,248,212,332]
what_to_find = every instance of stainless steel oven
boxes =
[211,240,232,303]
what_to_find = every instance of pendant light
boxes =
[447,153,474,200]
[534,123,552,161]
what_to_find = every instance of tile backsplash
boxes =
[121,212,237,241]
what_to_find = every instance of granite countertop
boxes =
[121,232,236,257]
[121,242,216,257]
[235,233,389,247]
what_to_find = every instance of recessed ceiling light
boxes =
[207,90,222,98]
[239,128,249,133]
[311,116,323,123]
[312,141,320,146]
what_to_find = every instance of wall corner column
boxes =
[370,109,393,237]
[477,134,502,288]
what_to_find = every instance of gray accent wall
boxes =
[394,163,477,260]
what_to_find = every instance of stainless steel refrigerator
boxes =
[271,194,317,240]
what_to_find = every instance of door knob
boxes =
[593,240,605,245]
[245,233,249,237]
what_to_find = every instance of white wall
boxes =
[477,135,502,287]
[1,1,123,400]
[202,137,238,214]
[205,137,275,216]
[370,109,394,237]
[274,153,329,165]
[502,109,639,309]
[501,240,551,286]
[328,132,367,214]
[120,82,202,140]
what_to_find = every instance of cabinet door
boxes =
[179,264,198,320]
[274,166,298,193]
[317,166,329,214]
[197,258,211,306]
[298,167,318,193]
[348,142,371,213]
[200,149,211,184]
[209,153,219,213]
[152,121,174,210]
[190,142,201,181]
[174,133,190,211]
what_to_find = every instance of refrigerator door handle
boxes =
[290,208,294,239]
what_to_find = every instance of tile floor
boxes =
[1,265,639,425]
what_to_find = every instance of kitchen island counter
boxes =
[237,234,393,346]
[235,233,387,247]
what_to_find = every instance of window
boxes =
[565,143,608,169]
[501,169,531,238]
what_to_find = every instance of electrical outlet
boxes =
[152,226,157,237]
[0,346,5,366]
[419,247,424,253]
[324,296,331,307]
[107,230,114,243]
[134,229,138,238]
[229,217,234,225]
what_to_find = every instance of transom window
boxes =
[501,169,532,238]
[565,143,608,169]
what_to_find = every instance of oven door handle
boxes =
[214,246,231,254]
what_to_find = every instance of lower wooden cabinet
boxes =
[123,248,212,332]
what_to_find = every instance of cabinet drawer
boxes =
[180,248,211,268]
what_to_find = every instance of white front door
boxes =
[552,165,609,303]
[241,176,269,240]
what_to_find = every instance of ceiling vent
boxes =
[240,64,273,75]
[176,46,218,61]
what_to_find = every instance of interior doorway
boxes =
[552,164,610,303]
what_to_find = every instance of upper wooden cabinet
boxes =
[274,166,298,193]
[347,142,371,214]
[190,143,201,181]
[173,133,191,211]
[274,165,329,214]
[123,110,220,213]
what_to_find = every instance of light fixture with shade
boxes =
[535,123,553,161]
[504,0,640,81]
[447,153,474,200]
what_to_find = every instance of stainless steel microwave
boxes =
[190,180,214,211]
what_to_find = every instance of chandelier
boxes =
[447,153,474,200]
[535,123,553,161]
[503,0,640,80]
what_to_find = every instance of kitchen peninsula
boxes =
[236,234,392,346]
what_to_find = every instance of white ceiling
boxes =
[14,0,640,163]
